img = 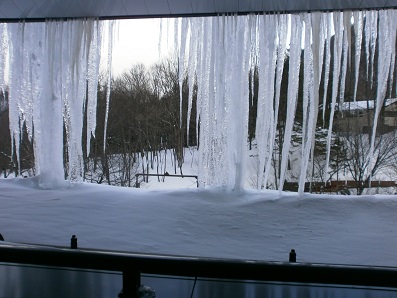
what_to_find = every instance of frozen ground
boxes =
[1,177,397,267]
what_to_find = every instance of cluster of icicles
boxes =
[0,20,115,188]
[2,10,397,193]
[176,10,397,193]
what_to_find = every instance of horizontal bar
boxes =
[135,173,197,178]
[0,242,397,289]
[0,6,397,23]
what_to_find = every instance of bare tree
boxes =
[337,131,397,194]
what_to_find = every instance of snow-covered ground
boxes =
[1,176,397,267]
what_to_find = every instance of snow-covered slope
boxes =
[1,177,396,267]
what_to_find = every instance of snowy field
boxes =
[1,177,397,267]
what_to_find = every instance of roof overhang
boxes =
[1,0,397,21]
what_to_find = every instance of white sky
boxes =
[111,18,175,76]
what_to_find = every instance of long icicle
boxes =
[324,12,344,184]
[367,10,392,179]
[270,13,287,189]
[322,13,332,123]
[103,20,116,155]
[255,14,277,189]
[353,11,363,101]
[278,14,302,192]
[298,13,315,196]
[307,12,323,190]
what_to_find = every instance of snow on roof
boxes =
[340,98,397,111]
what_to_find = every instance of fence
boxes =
[284,180,397,193]
[135,173,198,188]
[0,241,397,297]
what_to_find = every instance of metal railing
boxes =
[135,173,198,187]
[1,242,397,297]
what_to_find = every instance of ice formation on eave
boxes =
[3,9,397,193]
[179,10,397,192]
[3,19,115,189]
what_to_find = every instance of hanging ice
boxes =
[179,10,397,193]
[367,10,393,177]
[353,11,363,101]
[103,20,116,155]
[324,12,344,184]
[278,14,302,192]
[321,13,332,123]
[255,14,278,189]
[186,15,253,190]
[3,8,397,194]
[298,13,316,195]
[5,19,113,188]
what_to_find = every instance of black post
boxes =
[289,249,296,262]
[70,235,77,249]
[120,270,140,298]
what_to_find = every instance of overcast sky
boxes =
[111,18,175,76]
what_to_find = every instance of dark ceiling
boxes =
[0,0,396,20]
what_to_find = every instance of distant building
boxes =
[335,98,397,134]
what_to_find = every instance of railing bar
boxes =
[0,262,122,275]
[141,273,393,289]
[1,244,397,289]
[135,173,198,178]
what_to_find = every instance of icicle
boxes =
[86,20,102,157]
[207,16,217,186]
[158,19,163,58]
[322,13,332,124]
[64,19,100,182]
[339,11,351,106]
[369,11,378,88]
[318,13,326,87]
[212,15,225,186]
[178,18,188,128]
[196,17,212,187]
[34,20,66,187]
[195,18,204,156]
[4,19,110,187]
[232,15,251,190]
[364,11,372,80]
[249,15,258,106]
[353,11,363,101]
[298,13,315,196]
[258,15,281,186]
[7,23,24,176]
[307,12,323,189]
[0,24,7,118]
[103,20,116,154]
[367,10,393,178]
[255,14,277,189]
[0,24,7,95]
[174,18,179,58]
[186,18,199,147]
[278,14,302,192]
[20,23,33,138]
[388,11,397,98]
[192,14,252,190]
[324,12,344,183]
[271,14,287,186]
[222,15,234,187]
